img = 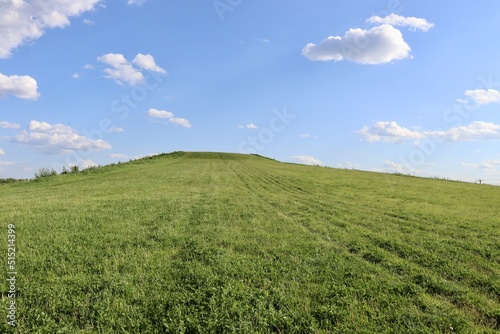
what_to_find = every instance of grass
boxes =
[0,151,499,333]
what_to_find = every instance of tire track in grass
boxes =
[147,155,498,331]
[225,160,339,245]
[228,159,500,328]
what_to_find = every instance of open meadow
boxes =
[1,152,499,333]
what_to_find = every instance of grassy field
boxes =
[1,151,499,333]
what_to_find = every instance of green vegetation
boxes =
[1,151,499,333]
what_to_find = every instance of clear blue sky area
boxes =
[1,1,500,185]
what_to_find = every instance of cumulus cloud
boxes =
[367,14,435,32]
[0,73,40,100]
[0,121,21,129]
[290,155,323,166]
[147,108,191,128]
[11,120,112,154]
[98,53,144,85]
[97,53,166,85]
[132,53,167,73]
[359,121,500,143]
[359,121,425,142]
[302,14,433,65]
[0,0,101,58]
[0,149,5,156]
[147,109,173,119]
[302,24,411,64]
[464,89,500,105]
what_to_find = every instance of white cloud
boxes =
[359,121,426,142]
[0,73,40,100]
[256,38,270,43]
[367,14,435,32]
[169,117,191,128]
[461,159,500,173]
[464,89,500,105]
[359,121,500,143]
[147,109,173,119]
[110,127,124,133]
[83,64,95,70]
[11,120,112,154]
[0,149,5,156]
[302,24,411,64]
[299,133,318,139]
[336,162,361,169]
[0,121,21,129]
[97,53,166,85]
[127,0,147,5]
[98,53,144,86]
[83,19,94,26]
[81,159,98,169]
[147,108,191,128]
[0,0,101,58]
[0,160,16,172]
[132,54,167,73]
[290,155,323,166]
[246,123,258,129]
[382,160,431,176]
[110,153,129,159]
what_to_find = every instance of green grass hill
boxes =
[1,151,499,333]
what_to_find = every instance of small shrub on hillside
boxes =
[35,168,57,179]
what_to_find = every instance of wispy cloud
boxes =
[299,133,318,139]
[110,153,129,160]
[109,127,124,133]
[127,0,147,6]
[0,121,21,129]
[461,158,500,172]
[366,14,435,32]
[290,155,323,166]
[336,162,361,169]
[359,121,500,143]
[381,160,433,176]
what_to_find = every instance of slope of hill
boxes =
[1,152,499,333]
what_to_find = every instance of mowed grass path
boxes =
[1,152,499,333]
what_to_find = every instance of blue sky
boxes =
[1,1,500,185]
